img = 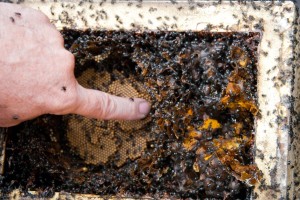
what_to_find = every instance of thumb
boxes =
[72,85,151,120]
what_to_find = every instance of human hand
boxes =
[0,3,151,127]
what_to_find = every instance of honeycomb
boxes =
[2,30,261,199]
[67,68,152,166]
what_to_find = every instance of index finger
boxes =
[72,85,151,120]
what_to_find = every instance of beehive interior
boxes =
[0,30,261,199]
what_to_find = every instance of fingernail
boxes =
[139,101,151,116]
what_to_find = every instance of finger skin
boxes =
[72,85,151,120]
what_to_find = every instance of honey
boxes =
[1,30,261,199]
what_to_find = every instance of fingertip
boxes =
[136,99,152,119]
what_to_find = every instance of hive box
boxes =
[1,0,299,199]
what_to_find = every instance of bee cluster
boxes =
[1,29,261,199]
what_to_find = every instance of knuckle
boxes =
[106,95,116,110]
[100,94,117,119]
[97,93,108,118]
